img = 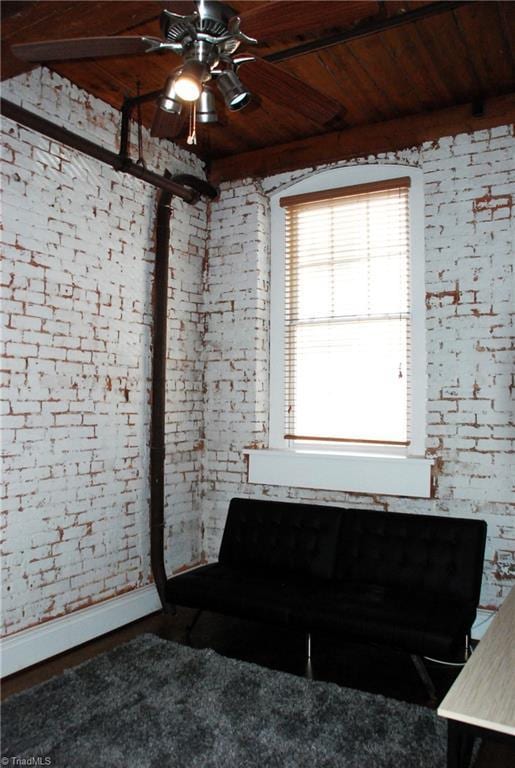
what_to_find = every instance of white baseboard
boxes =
[0,585,161,678]
[471,608,495,641]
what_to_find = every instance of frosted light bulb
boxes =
[175,75,201,102]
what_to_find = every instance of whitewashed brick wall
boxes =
[2,67,513,638]
[202,127,515,610]
[1,69,207,635]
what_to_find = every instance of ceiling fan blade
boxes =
[11,36,163,62]
[239,1,379,43]
[239,58,345,127]
[150,108,186,140]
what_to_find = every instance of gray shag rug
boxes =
[2,634,448,767]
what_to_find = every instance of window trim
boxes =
[269,164,427,458]
[246,164,432,498]
[245,448,433,499]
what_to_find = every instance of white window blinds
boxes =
[280,177,411,446]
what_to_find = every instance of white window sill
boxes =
[244,449,433,499]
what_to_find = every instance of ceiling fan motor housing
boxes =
[184,41,220,74]
[160,2,237,46]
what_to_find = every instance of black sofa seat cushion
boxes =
[289,582,475,658]
[166,563,327,625]
[166,566,472,658]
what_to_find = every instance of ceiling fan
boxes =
[11,0,346,142]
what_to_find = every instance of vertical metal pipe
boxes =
[149,175,216,612]
[0,94,219,611]
[119,101,132,166]
[150,173,174,611]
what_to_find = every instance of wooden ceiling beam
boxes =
[264,1,471,64]
[208,92,515,183]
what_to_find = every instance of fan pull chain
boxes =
[187,102,197,146]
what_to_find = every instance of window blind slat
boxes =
[283,180,411,446]
[280,177,412,208]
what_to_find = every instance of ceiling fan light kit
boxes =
[197,87,218,124]
[173,60,208,102]
[160,77,183,115]
[156,2,256,122]
[217,69,251,111]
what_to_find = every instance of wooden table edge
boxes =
[437,708,515,738]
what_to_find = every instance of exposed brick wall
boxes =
[2,68,513,638]
[202,127,515,610]
[1,69,207,636]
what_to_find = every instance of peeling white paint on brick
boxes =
[1,68,207,636]
[2,67,514,636]
[202,128,515,611]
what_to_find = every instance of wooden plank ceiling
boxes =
[2,1,514,182]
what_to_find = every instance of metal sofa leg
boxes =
[306,632,313,680]
[464,633,471,661]
[411,654,438,701]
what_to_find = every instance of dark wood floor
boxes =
[2,608,514,767]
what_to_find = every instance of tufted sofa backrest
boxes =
[219,497,342,580]
[219,499,486,605]
[334,508,487,605]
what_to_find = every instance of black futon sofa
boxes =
[166,498,486,663]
